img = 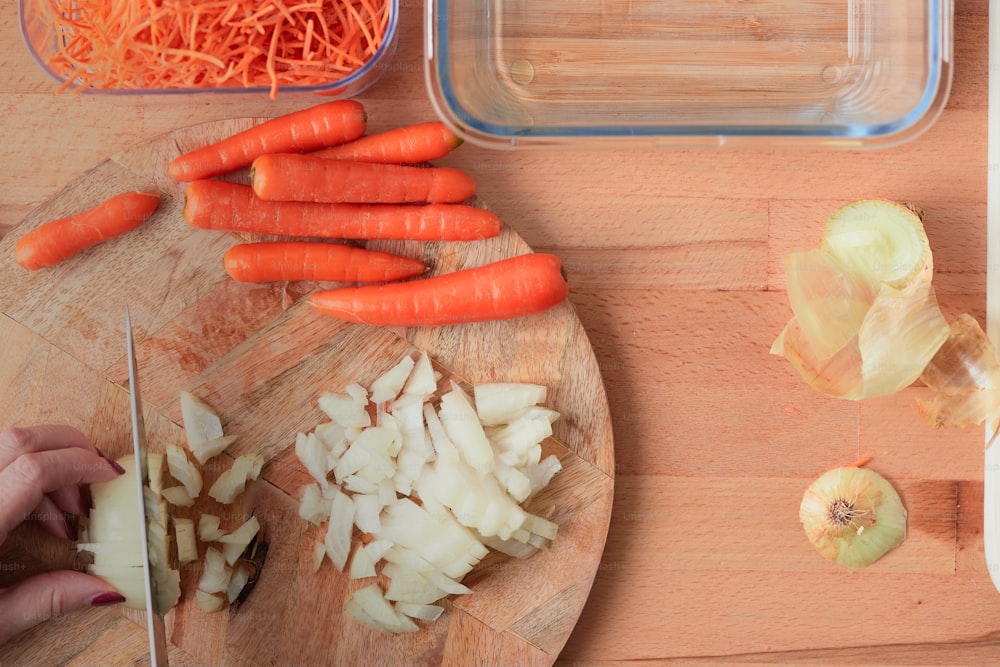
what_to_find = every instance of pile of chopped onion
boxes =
[295,351,563,633]
[773,199,1000,430]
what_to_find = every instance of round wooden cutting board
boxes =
[0,119,615,666]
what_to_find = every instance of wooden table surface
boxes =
[1,0,997,664]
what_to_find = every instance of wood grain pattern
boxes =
[0,119,614,665]
[0,0,997,663]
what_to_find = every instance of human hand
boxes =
[0,425,127,645]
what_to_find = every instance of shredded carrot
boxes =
[44,0,391,98]
[847,455,872,468]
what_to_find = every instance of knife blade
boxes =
[126,308,169,666]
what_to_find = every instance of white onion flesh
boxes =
[294,351,564,633]
[83,455,181,613]
[198,547,231,595]
[208,454,263,504]
[166,444,202,498]
[174,518,197,565]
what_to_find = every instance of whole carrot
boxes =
[168,100,367,182]
[14,191,160,270]
[183,180,500,241]
[250,153,476,204]
[224,242,426,283]
[308,254,569,327]
[311,121,463,164]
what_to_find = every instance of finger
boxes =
[0,425,102,471]
[30,495,77,541]
[0,448,122,544]
[0,570,125,645]
[47,484,89,518]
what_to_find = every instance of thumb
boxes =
[0,570,125,645]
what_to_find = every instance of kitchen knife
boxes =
[126,308,169,666]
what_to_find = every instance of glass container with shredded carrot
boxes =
[40,0,392,98]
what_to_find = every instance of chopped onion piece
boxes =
[161,485,194,508]
[371,355,415,404]
[480,533,539,559]
[487,411,553,457]
[197,589,226,613]
[208,454,264,504]
[382,563,448,605]
[474,383,547,426]
[190,434,238,466]
[353,493,382,534]
[295,431,330,489]
[365,538,393,563]
[319,391,370,429]
[198,514,224,541]
[439,386,494,473]
[349,542,377,579]
[146,521,169,570]
[174,518,197,565]
[180,390,225,450]
[148,452,166,496]
[395,602,444,622]
[521,512,559,541]
[227,563,252,604]
[315,421,349,460]
[154,566,181,613]
[522,455,563,496]
[222,540,246,565]
[347,584,419,633]
[198,547,231,594]
[403,351,437,397]
[218,515,260,546]
[299,484,331,525]
[166,443,202,498]
[324,489,354,571]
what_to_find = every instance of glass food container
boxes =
[425,0,953,148]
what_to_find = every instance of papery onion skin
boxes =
[783,248,877,361]
[771,318,865,399]
[799,466,907,569]
[921,314,1000,396]
[856,280,951,398]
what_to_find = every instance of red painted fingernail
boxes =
[93,447,125,474]
[62,515,78,541]
[89,592,126,607]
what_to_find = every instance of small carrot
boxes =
[311,121,463,164]
[308,254,569,327]
[250,153,476,204]
[14,191,160,270]
[183,180,500,241]
[224,241,426,283]
[168,100,367,182]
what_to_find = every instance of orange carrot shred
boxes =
[43,0,391,98]
[847,455,872,468]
